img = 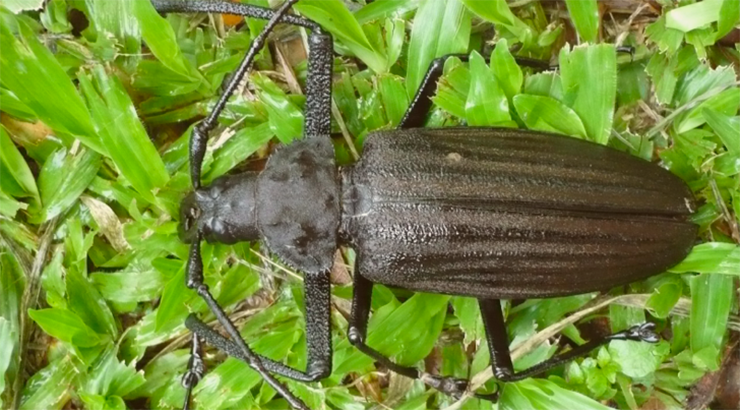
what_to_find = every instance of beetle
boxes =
[150,1,697,409]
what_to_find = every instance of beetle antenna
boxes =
[166,0,302,189]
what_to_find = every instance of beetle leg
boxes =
[347,274,473,398]
[184,271,333,382]
[303,30,333,139]
[347,274,418,379]
[185,235,309,410]
[479,298,660,383]
[181,334,203,410]
[399,53,552,129]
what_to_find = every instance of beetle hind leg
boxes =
[479,299,660,383]
[348,273,477,398]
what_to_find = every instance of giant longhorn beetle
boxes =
[150,1,697,409]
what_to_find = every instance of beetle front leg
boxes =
[184,266,333,382]
[181,334,204,410]
[478,298,660,383]
[184,236,309,410]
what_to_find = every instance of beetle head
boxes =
[178,173,260,244]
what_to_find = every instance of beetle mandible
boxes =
[150,1,697,409]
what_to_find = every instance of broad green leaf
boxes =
[3,0,43,13]
[354,0,419,25]
[703,108,740,156]
[666,0,722,32]
[91,262,166,304]
[432,57,469,119]
[491,39,523,101]
[155,264,193,332]
[28,308,102,347]
[335,293,449,374]
[252,74,303,143]
[565,0,599,43]
[18,357,76,410]
[717,0,740,39]
[608,340,668,379]
[204,122,274,183]
[461,0,531,41]
[645,15,684,55]
[0,318,14,409]
[66,266,118,337]
[34,147,101,224]
[378,73,409,128]
[78,65,169,203]
[501,378,612,410]
[0,10,98,151]
[465,51,509,126]
[83,347,146,399]
[690,273,733,371]
[674,64,735,106]
[646,281,682,319]
[85,0,141,57]
[0,126,39,210]
[669,242,740,275]
[676,87,740,133]
[513,94,587,138]
[560,44,616,144]
[133,0,199,80]
[0,87,36,122]
[296,0,386,73]
[461,0,516,26]
[406,0,471,97]
[0,190,24,218]
[452,296,484,344]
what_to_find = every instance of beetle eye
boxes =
[179,192,202,243]
[184,206,201,232]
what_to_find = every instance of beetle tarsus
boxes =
[181,334,204,410]
[420,373,469,398]
[620,322,660,343]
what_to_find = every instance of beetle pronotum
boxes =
[150,1,697,409]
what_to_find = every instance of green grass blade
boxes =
[669,242,740,275]
[703,108,740,157]
[18,357,76,410]
[564,0,599,43]
[406,0,471,97]
[513,94,587,138]
[501,378,612,410]
[296,0,386,73]
[690,273,733,370]
[717,0,740,39]
[0,318,14,409]
[666,0,722,32]
[354,0,418,25]
[85,0,142,57]
[28,308,102,348]
[252,74,303,143]
[560,44,616,144]
[205,122,274,183]
[133,0,201,81]
[78,65,169,203]
[65,266,117,338]
[34,147,101,224]
[466,51,509,126]
[491,39,523,101]
[0,10,98,151]
[0,126,39,210]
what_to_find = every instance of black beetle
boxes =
[151,1,697,409]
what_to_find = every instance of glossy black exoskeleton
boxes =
[152,1,697,409]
